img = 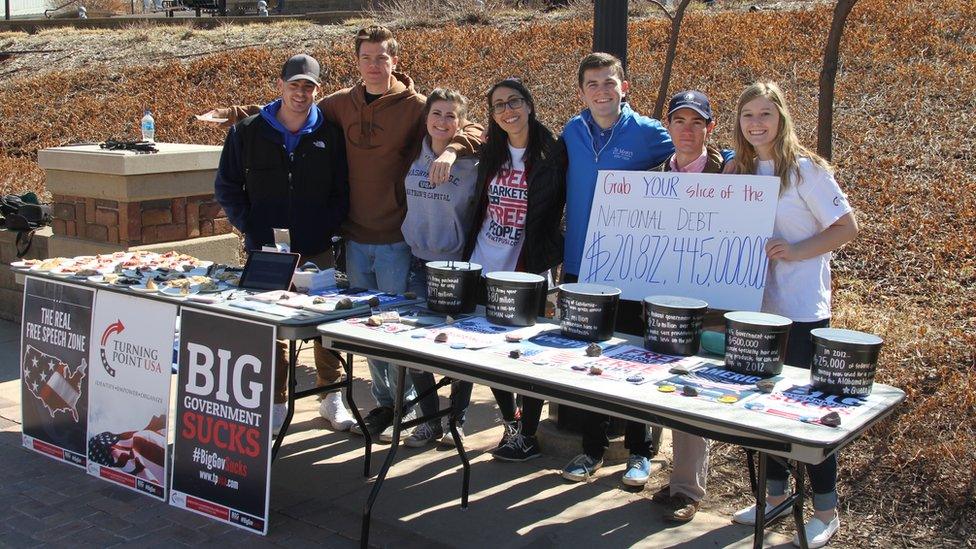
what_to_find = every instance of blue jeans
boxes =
[407,256,473,426]
[346,240,415,409]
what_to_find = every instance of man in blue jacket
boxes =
[214,54,351,435]
[560,52,674,488]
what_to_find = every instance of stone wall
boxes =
[50,194,231,247]
[0,227,52,323]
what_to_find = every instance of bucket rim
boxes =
[644,295,708,310]
[426,260,482,272]
[811,327,883,347]
[485,271,545,284]
[559,282,622,297]
[724,311,792,327]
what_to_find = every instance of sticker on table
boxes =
[86,291,177,501]
[20,277,94,469]
[741,384,875,427]
[655,365,766,403]
[169,309,275,535]
[404,316,531,349]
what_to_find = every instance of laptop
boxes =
[237,250,301,291]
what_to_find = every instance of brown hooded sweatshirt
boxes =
[224,72,482,244]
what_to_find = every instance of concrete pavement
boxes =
[0,317,791,548]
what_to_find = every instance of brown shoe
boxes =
[650,484,672,504]
[666,493,701,522]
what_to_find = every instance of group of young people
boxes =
[210,24,858,549]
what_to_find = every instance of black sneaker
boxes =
[491,423,541,462]
[350,406,393,437]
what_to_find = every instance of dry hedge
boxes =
[0,0,974,544]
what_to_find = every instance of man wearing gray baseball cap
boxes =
[214,53,350,435]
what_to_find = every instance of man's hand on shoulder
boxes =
[430,149,457,185]
[195,109,233,127]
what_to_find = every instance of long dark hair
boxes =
[481,78,554,182]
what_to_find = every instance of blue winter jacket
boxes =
[561,103,674,276]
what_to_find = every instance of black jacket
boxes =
[463,134,567,274]
[214,113,349,256]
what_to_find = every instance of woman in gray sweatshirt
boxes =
[401,89,480,448]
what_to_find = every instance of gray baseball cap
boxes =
[280,54,321,85]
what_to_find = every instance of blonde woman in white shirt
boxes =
[728,80,858,549]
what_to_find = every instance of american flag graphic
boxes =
[22,345,87,422]
[88,415,166,483]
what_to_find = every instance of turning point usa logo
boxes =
[98,320,162,377]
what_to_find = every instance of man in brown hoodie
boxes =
[204,26,482,439]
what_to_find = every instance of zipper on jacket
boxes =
[287,148,294,232]
[588,120,616,163]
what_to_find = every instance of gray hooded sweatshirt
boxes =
[401,137,480,261]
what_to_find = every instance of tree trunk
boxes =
[817,0,858,160]
[653,0,693,120]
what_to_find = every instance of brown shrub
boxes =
[0,0,974,544]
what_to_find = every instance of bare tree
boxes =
[648,0,693,120]
[817,0,858,160]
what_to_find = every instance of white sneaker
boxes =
[318,392,355,431]
[793,515,840,548]
[272,403,288,435]
[731,501,792,525]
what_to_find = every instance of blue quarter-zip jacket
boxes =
[561,103,674,276]
[259,99,323,154]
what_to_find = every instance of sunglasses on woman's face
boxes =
[491,97,527,115]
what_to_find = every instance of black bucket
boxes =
[557,283,621,341]
[724,311,792,376]
[426,261,482,314]
[643,295,708,356]
[485,271,546,327]
[810,328,883,396]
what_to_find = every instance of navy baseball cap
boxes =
[667,90,713,121]
[281,54,321,85]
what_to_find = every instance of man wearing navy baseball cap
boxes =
[214,53,349,435]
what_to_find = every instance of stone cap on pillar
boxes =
[38,143,222,176]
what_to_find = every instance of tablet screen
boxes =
[238,251,301,291]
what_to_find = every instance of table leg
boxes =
[360,364,406,548]
[271,340,298,461]
[746,449,758,493]
[343,351,371,477]
[792,460,809,549]
[753,451,768,549]
[447,397,470,509]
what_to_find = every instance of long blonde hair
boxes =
[732,80,832,193]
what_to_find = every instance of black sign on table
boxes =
[20,276,95,468]
[169,308,276,535]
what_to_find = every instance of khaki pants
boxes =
[270,249,343,404]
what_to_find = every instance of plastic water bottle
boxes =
[140,109,156,143]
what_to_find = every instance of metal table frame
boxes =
[318,322,904,549]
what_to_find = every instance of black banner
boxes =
[169,309,275,534]
[20,276,94,468]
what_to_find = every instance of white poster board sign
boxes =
[87,291,178,501]
[579,171,779,311]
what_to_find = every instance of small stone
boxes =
[312,296,326,304]
[589,365,604,375]
[626,374,644,383]
[820,412,842,427]
[403,291,417,299]
[571,364,588,371]
[508,349,521,359]
[505,334,522,343]
[334,297,353,310]
[450,342,466,349]
[585,343,602,357]
[756,379,776,393]
[669,365,691,375]
[682,385,699,397]
[365,316,383,327]
[434,332,448,343]
[367,296,381,308]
